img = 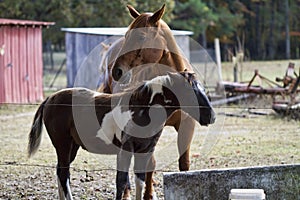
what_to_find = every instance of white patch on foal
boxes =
[135,175,145,200]
[96,105,132,144]
[135,175,158,200]
[145,75,171,104]
[57,176,73,200]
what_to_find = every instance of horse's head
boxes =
[111,4,186,82]
[134,71,216,126]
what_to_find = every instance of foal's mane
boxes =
[114,71,196,104]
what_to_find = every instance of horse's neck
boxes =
[158,45,193,72]
[158,27,194,72]
[159,51,186,71]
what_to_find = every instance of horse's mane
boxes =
[159,24,193,72]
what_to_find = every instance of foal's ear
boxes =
[149,4,165,25]
[166,71,178,81]
[127,5,140,19]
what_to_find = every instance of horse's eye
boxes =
[139,35,146,42]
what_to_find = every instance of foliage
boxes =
[239,0,300,60]
[0,0,174,48]
[170,0,246,49]
[205,0,246,43]
[171,0,218,40]
[0,0,300,59]
[131,0,175,23]
[0,0,74,45]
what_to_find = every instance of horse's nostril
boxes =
[113,67,123,81]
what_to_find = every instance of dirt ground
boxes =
[1,57,299,199]
[0,102,299,199]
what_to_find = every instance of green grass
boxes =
[0,104,37,115]
[222,60,298,83]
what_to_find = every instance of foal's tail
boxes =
[28,97,48,157]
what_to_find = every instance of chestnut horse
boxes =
[97,5,198,197]
[28,71,215,200]
[99,4,196,175]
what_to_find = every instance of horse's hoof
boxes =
[122,194,131,200]
[144,192,158,200]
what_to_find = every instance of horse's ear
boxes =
[149,4,165,25]
[127,5,140,19]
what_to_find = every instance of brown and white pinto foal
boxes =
[28,71,215,200]
[113,71,215,200]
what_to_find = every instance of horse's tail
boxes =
[28,97,49,157]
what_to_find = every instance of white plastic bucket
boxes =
[229,189,266,200]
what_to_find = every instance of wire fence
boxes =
[0,161,179,173]
[0,102,277,109]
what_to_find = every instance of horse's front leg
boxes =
[176,114,195,171]
[116,150,132,200]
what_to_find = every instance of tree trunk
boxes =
[267,0,275,59]
[285,0,290,59]
[255,2,261,59]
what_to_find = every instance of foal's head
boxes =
[132,71,216,126]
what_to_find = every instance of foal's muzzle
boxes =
[199,108,216,126]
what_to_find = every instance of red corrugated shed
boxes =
[0,18,54,104]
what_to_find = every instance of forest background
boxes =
[0,0,299,60]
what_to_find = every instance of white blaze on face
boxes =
[96,105,133,144]
[145,75,171,104]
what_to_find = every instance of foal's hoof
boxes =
[152,191,158,200]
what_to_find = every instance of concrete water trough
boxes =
[163,164,300,200]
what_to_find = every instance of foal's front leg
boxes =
[134,154,157,200]
[116,150,132,200]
